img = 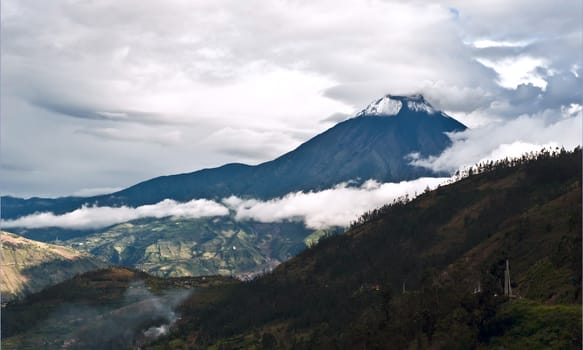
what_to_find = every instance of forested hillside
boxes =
[148,148,582,349]
[1,267,237,349]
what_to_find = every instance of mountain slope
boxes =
[1,267,237,350]
[0,231,107,302]
[148,148,581,349]
[65,216,336,278]
[115,95,465,205]
[1,94,466,219]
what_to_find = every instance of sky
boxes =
[1,0,582,198]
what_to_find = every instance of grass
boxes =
[482,299,581,350]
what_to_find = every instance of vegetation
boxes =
[64,217,341,278]
[146,148,581,349]
[482,299,581,349]
[1,267,237,349]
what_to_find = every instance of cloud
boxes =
[29,97,174,125]
[476,56,548,89]
[411,108,582,173]
[201,127,304,163]
[223,177,448,229]
[1,0,581,197]
[472,39,532,49]
[77,126,183,146]
[3,178,448,230]
[1,199,229,230]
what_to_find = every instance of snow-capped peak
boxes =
[405,95,436,114]
[356,96,403,117]
[355,94,436,117]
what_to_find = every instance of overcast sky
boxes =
[1,0,581,198]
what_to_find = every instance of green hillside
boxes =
[66,217,340,278]
[147,148,581,349]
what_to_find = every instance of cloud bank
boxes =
[2,178,448,230]
[411,109,582,172]
[224,178,448,229]
[1,199,229,230]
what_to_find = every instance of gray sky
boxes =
[2,0,581,198]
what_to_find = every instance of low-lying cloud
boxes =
[2,178,448,230]
[411,108,582,173]
[224,178,448,229]
[1,199,229,230]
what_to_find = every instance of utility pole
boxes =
[504,259,512,297]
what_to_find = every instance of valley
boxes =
[65,216,337,278]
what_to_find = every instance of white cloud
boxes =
[2,178,449,230]
[476,56,549,89]
[472,39,531,49]
[1,199,229,230]
[411,109,582,173]
[223,178,448,229]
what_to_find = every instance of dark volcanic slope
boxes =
[113,103,463,205]
[151,148,581,349]
[2,95,466,219]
